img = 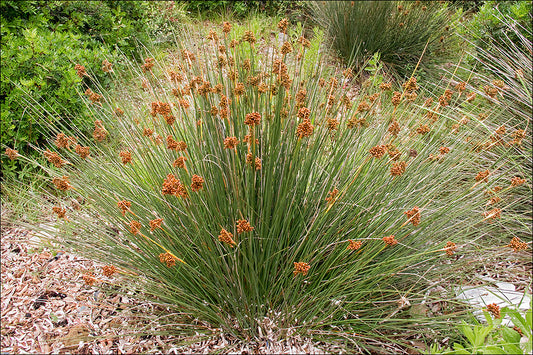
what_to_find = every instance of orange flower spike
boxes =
[404,206,421,226]
[5,148,19,160]
[383,235,398,246]
[149,218,164,232]
[293,262,310,276]
[218,228,236,247]
[347,240,362,250]
[236,219,254,234]
[102,265,117,277]
[486,303,501,319]
[507,237,528,252]
[444,241,457,256]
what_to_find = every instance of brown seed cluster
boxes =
[404,206,420,226]
[507,237,528,252]
[222,21,232,34]
[475,170,490,183]
[93,120,108,142]
[347,240,362,250]
[82,273,97,286]
[242,31,256,45]
[167,136,187,151]
[439,147,450,155]
[510,129,525,145]
[369,145,386,159]
[119,150,132,165]
[141,57,155,72]
[293,262,310,276]
[85,88,101,104]
[102,265,117,277]
[483,208,501,220]
[218,228,236,247]
[390,161,407,176]
[191,175,205,192]
[44,149,65,168]
[162,173,188,198]
[55,133,70,149]
[53,176,72,191]
[388,120,401,136]
[244,112,261,126]
[277,18,289,33]
[5,148,18,160]
[224,137,239,149]
[383,235,398,246]
[117,200,132,216]
[150,218,163,232]
[281,41,293,55]
[128,220,142,235]
[72,145,89,160]
[297,119,314,138]
[75,64,88,78]
[380,82,392,91]
[102,59,113,73]
[445,241,457,256]
[159,252,177,267]
[416,124,430,135]
[298,107,311,120]
[392,91,402,106]
[173,156,187,169]
[486,303,501,319]
[52,206,66,219]
[327,118,339,131]
[511,177,526,187]
[325,188,339,203]
[236,219,254,234]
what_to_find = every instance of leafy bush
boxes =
[13,19,531,350]
[462,0,532,51]
[310,1,459,79]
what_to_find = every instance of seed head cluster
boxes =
[293,262,310,276]
[404,206,420,226]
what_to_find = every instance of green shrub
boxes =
[462,0,532,51]
[310,1,459,79]
[430,296,532,354]
[13,19,530,350]
[0,0,155,182]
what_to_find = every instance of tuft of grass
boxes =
[6,18,531,349]
[310,0,459,80]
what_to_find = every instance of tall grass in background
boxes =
[433,8,532,244]
[310,0,458,80]
[4,17,531,351]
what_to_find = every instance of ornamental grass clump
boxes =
[8,19,530,349]
[310,0,458,79]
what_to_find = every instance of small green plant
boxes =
[430,297,532,354]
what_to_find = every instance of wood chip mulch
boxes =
[1,225,338,354]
